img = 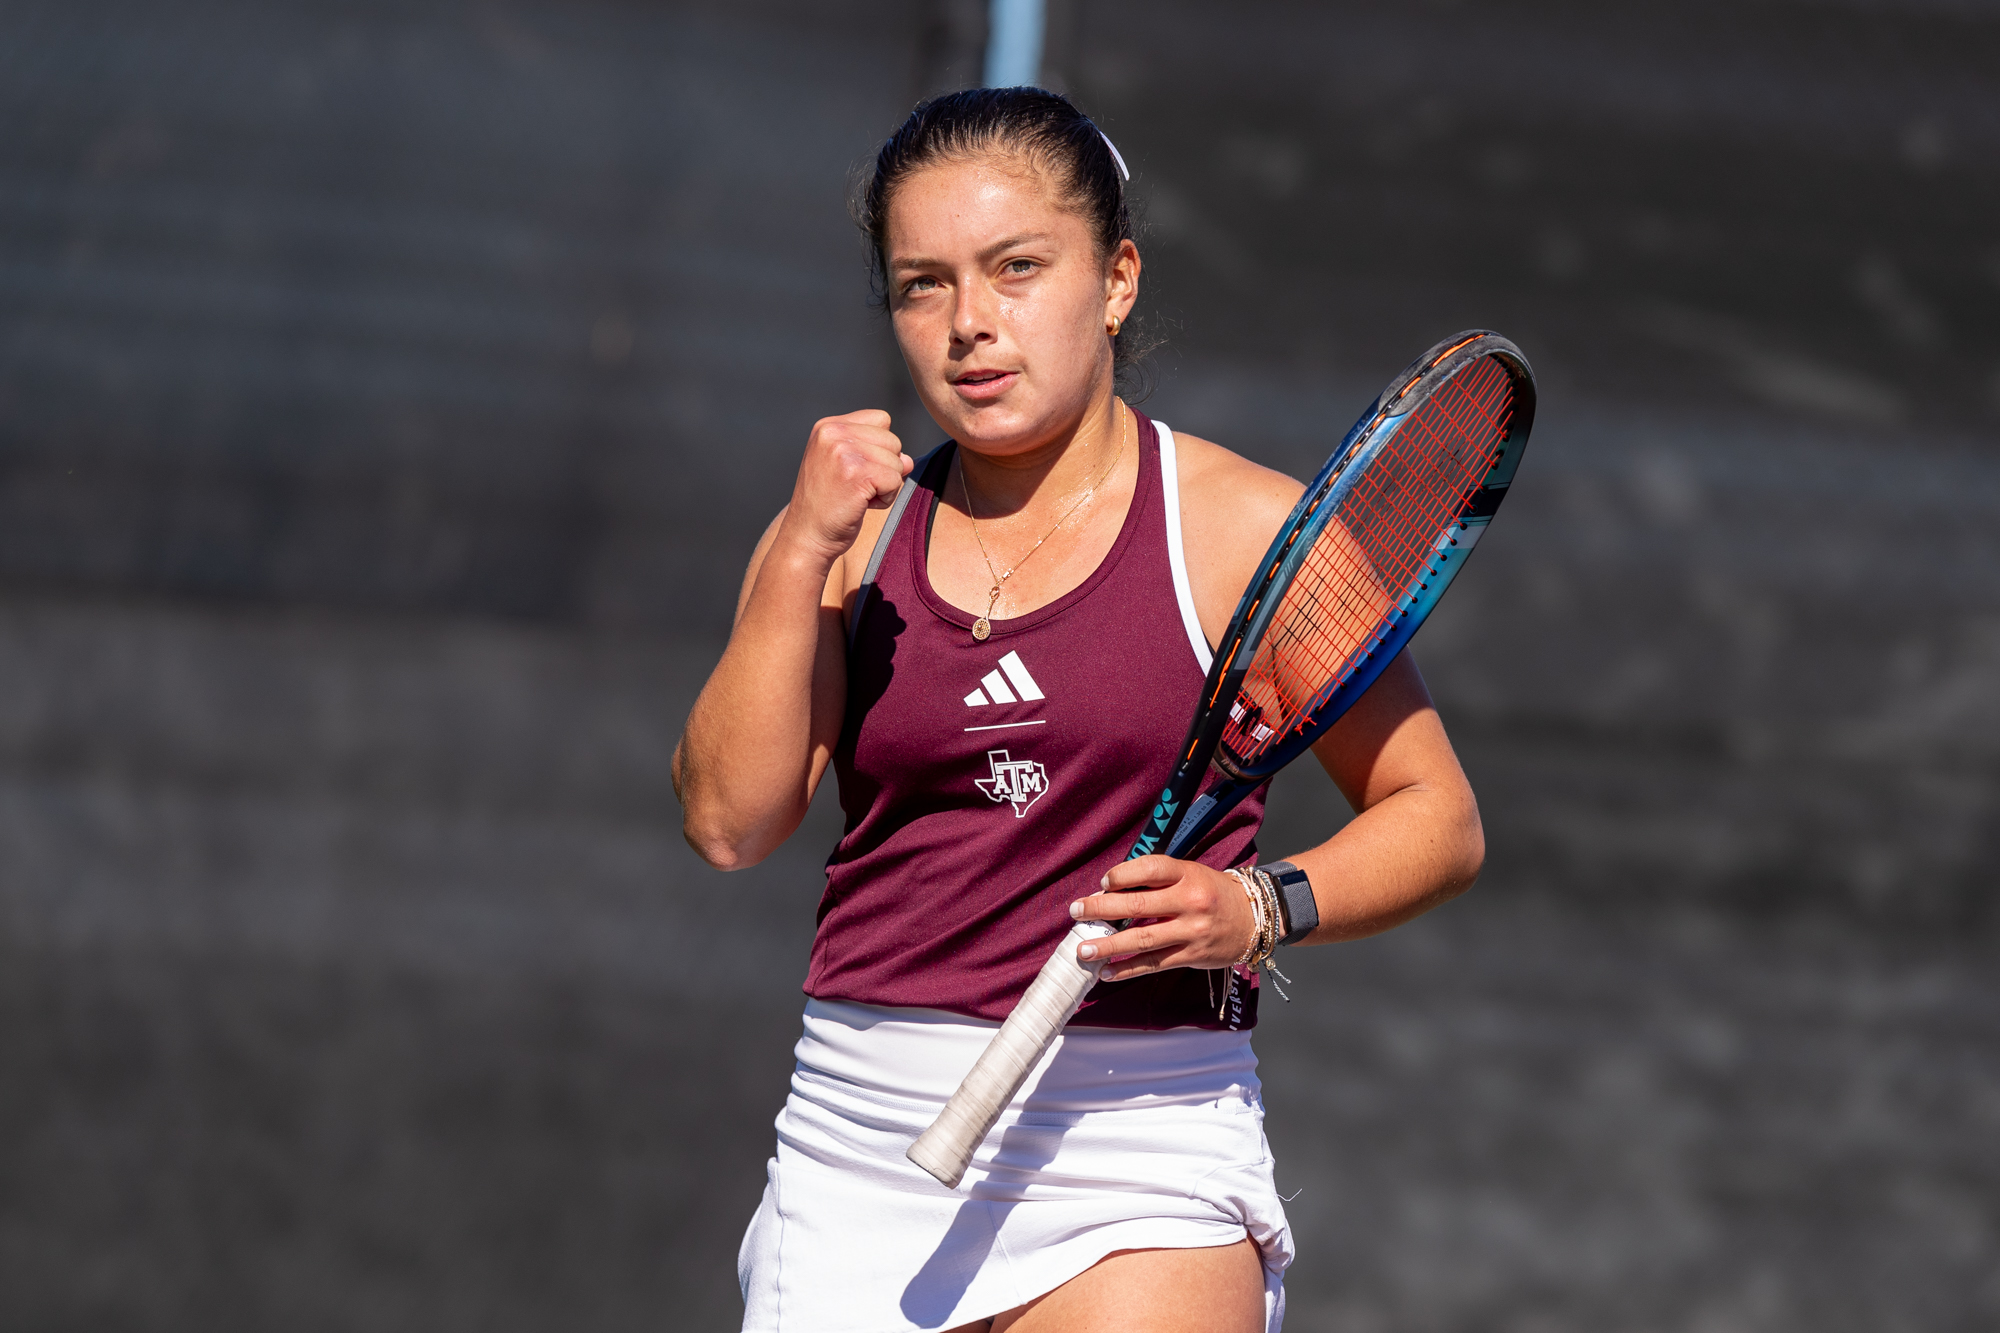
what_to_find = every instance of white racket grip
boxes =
[907,919,1116,1188]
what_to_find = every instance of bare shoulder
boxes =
[843,505,894,596]
[1173,431,1303,530]
[1170,432,1305,638]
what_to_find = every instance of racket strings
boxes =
[1221,356,1516,764]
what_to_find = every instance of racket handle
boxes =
[907,919,1114,1188]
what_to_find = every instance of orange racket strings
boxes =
[1221,356,1516,765]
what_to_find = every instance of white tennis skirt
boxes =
[738,998,1292,1332]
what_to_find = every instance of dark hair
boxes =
[855,87,1155,379]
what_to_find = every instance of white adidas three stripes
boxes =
[963,650,1046,707]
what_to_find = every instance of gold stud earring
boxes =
[1108,315,1122,336]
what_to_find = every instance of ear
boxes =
[1104,238,1141,325]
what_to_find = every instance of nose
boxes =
[950,278,996,347]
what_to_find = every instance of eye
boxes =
[1004,258,1036,276]
[903,275,939,295]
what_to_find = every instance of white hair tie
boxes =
[1098,130,1131,183]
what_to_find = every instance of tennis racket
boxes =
[907,329,1536,1188]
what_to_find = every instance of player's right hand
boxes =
[782,409,912,566]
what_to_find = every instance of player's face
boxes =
[884,155,1135,456]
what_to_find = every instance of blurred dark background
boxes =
[2,1,1996,1329]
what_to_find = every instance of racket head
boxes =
[1214,330,1534,780]
[1126,331,1533,859]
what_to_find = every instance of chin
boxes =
[926,394,1010,437]
[954,409,1044,453]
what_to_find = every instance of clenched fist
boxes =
[781,410,913,567]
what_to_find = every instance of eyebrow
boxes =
[889,231,1057,271]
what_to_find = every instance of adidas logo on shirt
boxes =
[963,651,1046,707]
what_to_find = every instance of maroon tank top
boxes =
[805,414,1267,1030]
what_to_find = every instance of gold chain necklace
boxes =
[960,402,1128,642]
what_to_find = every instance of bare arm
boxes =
[672,410,911,870]
[1280,649,1483,942]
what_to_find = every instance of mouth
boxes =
[950,368,1018,400]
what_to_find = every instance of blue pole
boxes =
[984,0,1045,88]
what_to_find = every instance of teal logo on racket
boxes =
[1131,787,1181,855]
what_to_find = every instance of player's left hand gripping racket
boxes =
[907,330,1537,1188]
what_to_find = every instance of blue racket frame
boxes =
[1124,330,1536,863]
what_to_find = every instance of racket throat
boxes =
[1159,774,1263,861]
[1211,749,1254,783]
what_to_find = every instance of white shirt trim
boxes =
[1154,420,1214,673]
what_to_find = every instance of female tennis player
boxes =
[675,88,1484,1333]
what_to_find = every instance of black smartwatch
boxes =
[1261,860,1318,946]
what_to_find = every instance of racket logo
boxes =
[975,750,1049,817]
[1130,787,1180,855]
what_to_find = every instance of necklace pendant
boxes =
[972,617,991,641]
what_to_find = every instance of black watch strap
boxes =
[1263,860,1318,945]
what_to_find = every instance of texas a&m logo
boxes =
[975,749,1048,817]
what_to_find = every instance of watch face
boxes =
[1263,861,1317,940]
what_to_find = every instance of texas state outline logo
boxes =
[974,749,1049,817]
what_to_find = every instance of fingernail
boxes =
[1099,876,1110,890]
[1078,944,1097,960]
[1069,900,1082,918]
